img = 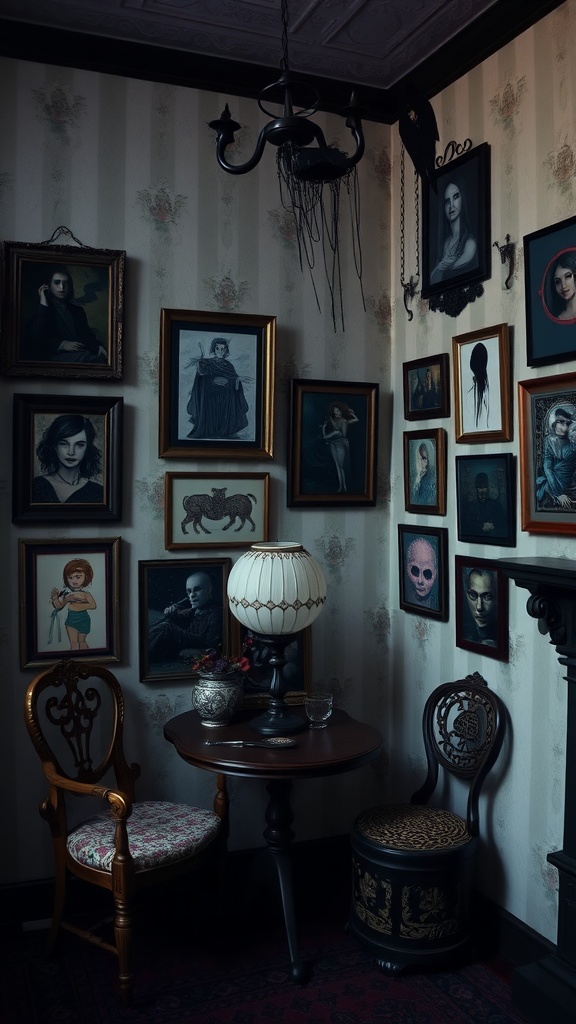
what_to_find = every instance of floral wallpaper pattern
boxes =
[545,138,576,192]
[137,184,188,230]
[32,84,86,141]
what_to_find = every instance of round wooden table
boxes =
[164,705,382,982]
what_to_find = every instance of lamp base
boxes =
[250,702,307,737]
[246,632,308,736]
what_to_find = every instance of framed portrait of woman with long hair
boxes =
[12,393,123,523]
[288,379,378,508]
[524,214,576,367]
[403,428,447,515]
[421,142,491,300]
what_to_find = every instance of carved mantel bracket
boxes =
[499,557,576,1024]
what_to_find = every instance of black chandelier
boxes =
[209,0,366,329]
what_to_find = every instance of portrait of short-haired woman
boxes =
[32,413,104,504]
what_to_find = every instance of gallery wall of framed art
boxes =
[3,8,575,967]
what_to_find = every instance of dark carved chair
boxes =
[349,673,506,972]
[24,659,227,1002]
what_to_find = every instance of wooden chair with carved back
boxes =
[24,659,227,1003]
[349,672,507,973]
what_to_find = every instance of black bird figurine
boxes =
[398,83,439,192]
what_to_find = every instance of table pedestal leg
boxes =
[263,779,308,983]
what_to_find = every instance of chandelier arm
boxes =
[344,116,365,169]
[213,125,271,175]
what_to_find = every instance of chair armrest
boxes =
[44,761,132,819]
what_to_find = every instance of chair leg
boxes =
[113,899,133,1004]
[214,773,230,911]
[46,845,67,954]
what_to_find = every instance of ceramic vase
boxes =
[192,673,243,727]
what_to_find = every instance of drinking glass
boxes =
[305,694,333,729]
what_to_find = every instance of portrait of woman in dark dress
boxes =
[32,414,104,504]
[186,337,251,440]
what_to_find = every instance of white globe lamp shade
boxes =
[227,542,326,636]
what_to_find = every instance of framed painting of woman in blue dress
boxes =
[524,214,576,367]
[158,309,275,459]
[12,393,123,523]
[519,372,576,535]
[421,142,491,301]
[287,379,378,508]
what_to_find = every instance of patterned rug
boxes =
[2,892,532,1024]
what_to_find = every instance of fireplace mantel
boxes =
[499,557,576,1024]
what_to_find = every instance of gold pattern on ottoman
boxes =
[357,804,471,851]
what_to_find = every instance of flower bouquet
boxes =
[190,637,253,678]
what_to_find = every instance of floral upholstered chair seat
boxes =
[67,801,221,871]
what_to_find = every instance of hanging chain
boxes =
[400,145,407,286]
[280,0,290,70]
[400,146,420,320]
[414,172,420,280]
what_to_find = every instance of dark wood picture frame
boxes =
[452,323,512,443]
[455,554,509,662]
[421,142,491,300]
[19,537,121,668]
[235,625,311,709]
[518,372,576,535]
[288,379,378,508]
[138,557,232,683]
[158,308,275,459]
[455,453,516,546]
[12,393,123,523]
[164,472,269,550]
[524,213,576,368]
[403,428,447,515]
[1,240,124,379]
[403,353,450,420]
[398,524,449,621]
